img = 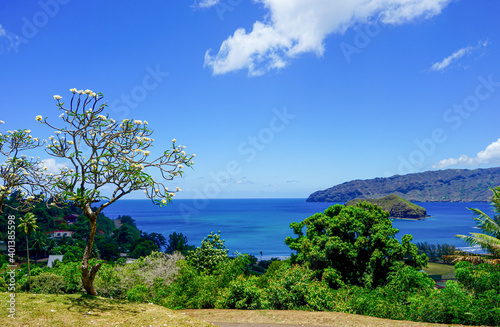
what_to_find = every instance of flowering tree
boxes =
[39,88,194,295]
[0,122,56,214]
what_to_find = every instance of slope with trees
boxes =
[307,167,500,202]
[345,194,428,219]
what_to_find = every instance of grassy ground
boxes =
[422,262,456,278]
[0,292,481,327]
[183,309,475,327]
[0,292,212,327]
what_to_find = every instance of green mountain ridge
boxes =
[307,167,500,203]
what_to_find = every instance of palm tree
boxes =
[31,231,49,260]
[18,212,39,291]
[449,187,500,264]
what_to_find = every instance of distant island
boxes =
[307,167,500,202]
[345,194,428,219]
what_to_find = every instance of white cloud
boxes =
[204,0,451,76]
[193,0,221,9]
[41,158,68,174]
[0,24,6,37]
[430,40,489,72]
[433,138,500,169]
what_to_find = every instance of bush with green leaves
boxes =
[286,202,428,289]
[265,262,332,311]
[186,231,229,274]
[128,238,158,258]
[163,254,249,309]
[94,251,183,299]
[23,272,66,294]
[51,260,84,293]
[127,285,151,302]
[217,275,265,309]
[162,260,219,309]
[455,261,500,294]
[406,280,474,325]
[0,276,7,291]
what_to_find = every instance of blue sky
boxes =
[1,0,499,200]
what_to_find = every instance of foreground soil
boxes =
[0,292,211,327]
[184,309,477,327]
[0,292,482,327]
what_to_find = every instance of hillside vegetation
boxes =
[345,194,427,219]
[307,167,500,202]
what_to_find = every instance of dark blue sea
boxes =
[101,199,494,258]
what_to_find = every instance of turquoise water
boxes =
[101,199,494,258]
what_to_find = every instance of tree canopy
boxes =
[285,202,427,289]
[31,88,195,295]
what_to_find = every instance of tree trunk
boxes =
[26,235,31,293]
[81,206,101,295]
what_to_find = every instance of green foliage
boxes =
[112,224,141,252]
[217,275,265,309]
[455,187,500,261]
[163,254,248,309]
[127,285,151,302]
[162,260,219,309]
[416,242,457,261]
[0,276,7,291]
[165,232,195,255]
[51,261,82,293]
[407,281,474,325]
[24,273,66,294]
[96,238,120,261]
[265,262,329,310]
[345,194,427,218]
[455,261,500,294]
[285,202,427,289]
[62,245,84,263]
[141,232,167,250]
[94,251,183,299]
[129,239,158,258]
[92,263,121,298]
[383,266,435,301]
[186,231,229,273]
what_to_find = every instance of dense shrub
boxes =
[25,273,66,294]
[162,260,220,309]
[51,261,83,293]
[265,263,334,310]
[455,261,500,294]
[217,275,265,309]
[0,276,7,291]
[94,262,122,298]
[127,285,151,302]
[186,231,229,274]
[286,203,428,289]
[95,251,183,299]
[163,254,249,309]
[407,281,474,325]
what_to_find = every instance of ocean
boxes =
[101,199,494,258]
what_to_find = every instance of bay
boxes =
[101,199,494,258]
